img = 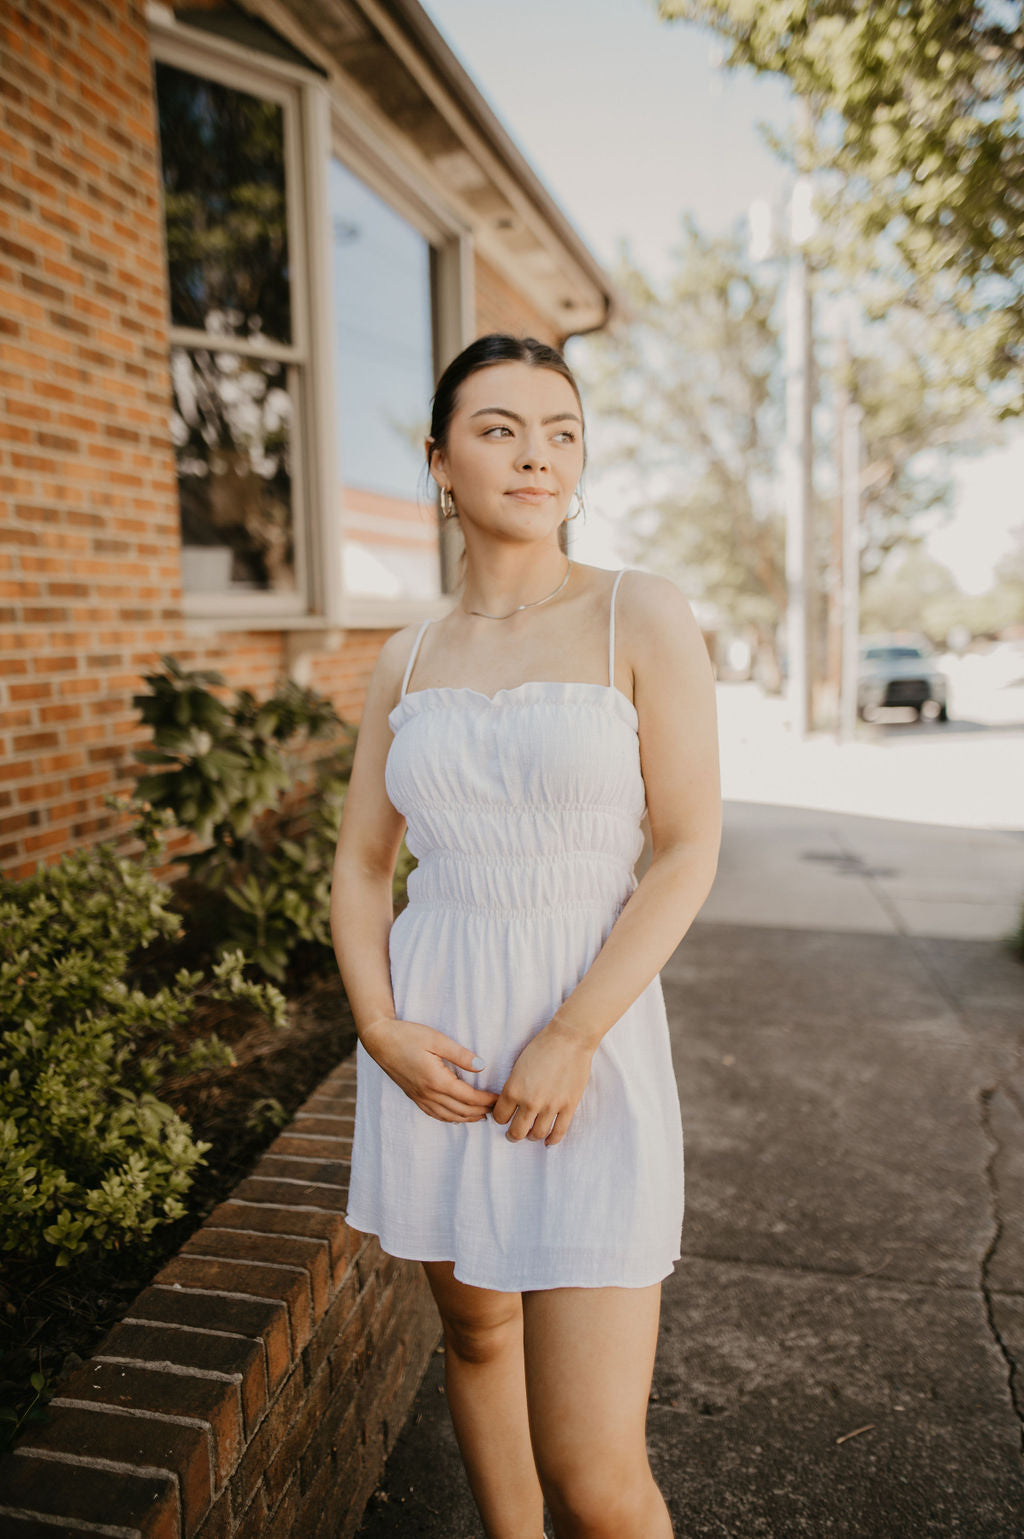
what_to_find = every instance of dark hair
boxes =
[426,333,586,477]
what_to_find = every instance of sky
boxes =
[424,0,1024,594]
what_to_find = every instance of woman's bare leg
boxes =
[522,1281,672,1539]
[422,1260,546,1539]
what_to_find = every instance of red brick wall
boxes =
[1,0,182,873]
[0,1052,441,1538]
[0,3,584,880]
[0,2,405,879]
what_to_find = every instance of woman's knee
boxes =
[422,1265,524,1364]
[440,1301,522,1363]
[539,1459,653,1538]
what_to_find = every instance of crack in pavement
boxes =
[979,1083,1024,1456]
[828,823,1024,1459]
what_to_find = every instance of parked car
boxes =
[857,639,949,721]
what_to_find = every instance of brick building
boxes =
[0,0,614,877]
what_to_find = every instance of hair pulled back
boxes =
[426,333,586,477]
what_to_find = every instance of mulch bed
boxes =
[0,957,358,1451]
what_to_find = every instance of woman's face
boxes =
[428,361,584,540]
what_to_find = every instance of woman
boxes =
[330,334,721,1539]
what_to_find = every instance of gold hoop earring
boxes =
[440,487,457,520]
[565,490,584,522]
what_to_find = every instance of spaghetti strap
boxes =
[400,618,433,700]
[608,568,628,688]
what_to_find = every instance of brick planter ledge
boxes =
[0,1053,441,1539]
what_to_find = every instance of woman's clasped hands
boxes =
[362,1017,497,1125]
[491,1016,594,1146]
[363,1015,594,1147]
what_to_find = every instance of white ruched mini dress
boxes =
[344,568,685,1291]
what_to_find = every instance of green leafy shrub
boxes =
[133,656,348,845]
[132,657,414,980]
[0,803,286,1269]
[210,773,350,980]
[0,1362,51,1451]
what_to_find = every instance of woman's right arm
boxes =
[329,630,497,1124]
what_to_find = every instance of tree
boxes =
[579,221,786,659]
[576,220,988,668]
[838,303,995,579]
[658,0,1024,416]
[859,546,959,638]
[994,523,1024,590]
[861,545,1024,643]
[986,523,1024,631]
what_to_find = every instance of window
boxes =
[150,12,472,628]
[153,45,314,620]
[330,158,441,602]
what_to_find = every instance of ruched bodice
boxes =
[386,681,646,915]
[345,569,685,1292]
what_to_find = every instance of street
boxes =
[716,675,1024,842]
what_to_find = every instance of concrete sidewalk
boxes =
[356,795,1024,1538]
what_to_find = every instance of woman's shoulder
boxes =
[612,568,708,675]
[370,618,433,696]
[571,561,695,633]
[378,617,429,660]
[614,566,694,624]
[571,561,677,599]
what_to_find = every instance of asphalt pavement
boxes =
[356,695,1024,1538]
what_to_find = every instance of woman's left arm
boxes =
[492,572,722,1146]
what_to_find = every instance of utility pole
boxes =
[839,382,863,743]
[782,175,816,737]
[749,136,818,736]
[827,332,851,729]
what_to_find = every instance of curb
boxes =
[0,1053,440,1538]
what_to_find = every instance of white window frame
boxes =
[149,14,330,629]
[148,5,473,633]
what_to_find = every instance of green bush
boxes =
[132,657,413,980]
[211,773,349,980]
[133,657,347,846]
[0,803,286,1269]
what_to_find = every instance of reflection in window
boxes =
[330,158,440,600]
[171,348,295,593]
[154,60,300,599]
[155,61,291,344]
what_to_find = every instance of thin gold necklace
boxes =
[463,559,573,620]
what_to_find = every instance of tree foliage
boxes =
[842,303,997,576]
[658,0,1024,415]
[577,220,987,647]
[860,544,1024,641]
[580,220,785,642]
[994,521,1024,589]
[859,546,959,638]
